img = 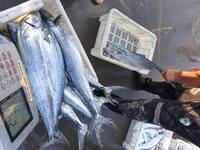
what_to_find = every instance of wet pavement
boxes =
[1,0,200,149]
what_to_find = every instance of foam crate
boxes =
[0,0,98,81]
[91,8,157,75]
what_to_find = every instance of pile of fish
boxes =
[3,10,116,149]
[137,124,164,150]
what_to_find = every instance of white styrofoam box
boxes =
[123,120,173,150]
[91,8,157,75]
[0,0,98,81]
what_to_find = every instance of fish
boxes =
[40,10,97,116]
[105,42,163,72]
[63,80,93,119]
[40,10,114,118]
[40,10,116,147]
[16,11,67,148]
[138,134,163,149]
[61,103,88,150]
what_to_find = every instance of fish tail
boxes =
[78,124,88,150]
[87,115,117,147]
[39,130,70,150]
[54,130,70,145]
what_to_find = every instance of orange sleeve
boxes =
[175,71,200,87]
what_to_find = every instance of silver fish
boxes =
[63,80,93,119]
[40,10,97,116]
[41,10,115,116]
[40,10,117,147]
[61,103,88,150]
[106,42,162,72]
[16,12,67,146]
[138,134,163,149]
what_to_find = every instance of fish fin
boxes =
[39,9,54,21]
[53,15,62,26]
[93,87,119,106]
[39,131,70,150]
[103,87,119,106]
[39,9,62,26]
[78,124,88,150]
[86,115,117,147]
[54,130,70,145]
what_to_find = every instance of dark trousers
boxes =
[105,80,200,147]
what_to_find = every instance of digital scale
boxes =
[0,40,39,150]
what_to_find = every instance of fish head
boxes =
[21,11,42,29]
[40,9,63,27]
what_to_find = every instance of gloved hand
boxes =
[190,67,200,72]
[162,68,181,82]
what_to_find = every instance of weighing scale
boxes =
[0,1,43,149]
[0,40,39,150]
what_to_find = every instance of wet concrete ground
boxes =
[1,0,200,149]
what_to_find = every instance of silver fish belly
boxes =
[63,81,93,119]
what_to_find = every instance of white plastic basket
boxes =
[0,0,98,81]
[91,8,157,75]
[123,120,173,150]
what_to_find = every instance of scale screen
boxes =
[0,88,33,142]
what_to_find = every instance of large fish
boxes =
[15,12,67,147]
[61,103,88,150]
[105,42,163,72]
[40,10,97,115]
[63,80,93,119]
[40,10,116,129]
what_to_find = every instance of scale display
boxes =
[0,88,33,142]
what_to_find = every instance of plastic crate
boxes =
[0,0,98,81]
[91,8,157,75]
[169,139,200,150]
[123,120,173,150]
